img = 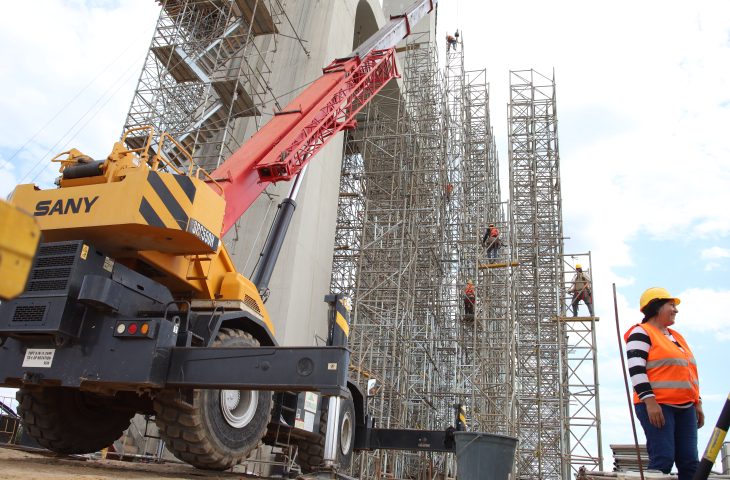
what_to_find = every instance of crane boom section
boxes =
[351,0,435,58]
[212,0,436,235]
[213,50,397,235]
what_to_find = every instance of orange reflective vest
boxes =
[464,284,475,297]
[624,323,700,405]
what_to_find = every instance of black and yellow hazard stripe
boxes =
[456,404,468,431]
[334,298,350,338]
[139,172,195,230]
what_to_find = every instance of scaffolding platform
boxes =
[478,261,520,269]
[552,316,600,322]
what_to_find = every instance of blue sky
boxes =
[1,0,729,473]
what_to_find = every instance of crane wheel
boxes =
[154,328,273,470]
[296,390,355,473]
[16,386,135,454]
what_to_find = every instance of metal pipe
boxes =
[613,283,645,480]
[250,166,308,293]
[323,395,342,467]
[287,164,307,200]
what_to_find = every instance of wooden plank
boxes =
[233,0,278,35]
[151,46,201,83]
[211,79,260,118]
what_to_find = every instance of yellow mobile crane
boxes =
[0,1,458,474]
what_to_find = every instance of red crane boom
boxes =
[212,0,436,235]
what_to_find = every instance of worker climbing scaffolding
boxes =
[446,30,459,51]
[481,223,501,261]
[463,279,476,319]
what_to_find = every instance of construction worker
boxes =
[568,264,594,317]
[463,280,475,317]
[624,287,704,480]
[481,224,500,260]
[446,33,457,52]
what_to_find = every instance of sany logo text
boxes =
[34,196,99,216]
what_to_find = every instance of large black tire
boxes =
[297,391,355,473]
[154,328,273,470]
[16,386,135,454]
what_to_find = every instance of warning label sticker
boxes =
[22,349,55,368]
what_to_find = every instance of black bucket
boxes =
[454,431,518,479]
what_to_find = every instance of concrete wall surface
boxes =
[227,0,389,347]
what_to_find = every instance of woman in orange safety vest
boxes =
[624,287,704,480]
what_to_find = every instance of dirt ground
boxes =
[0,446,256,480]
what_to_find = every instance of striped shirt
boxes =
[626,325,692,407]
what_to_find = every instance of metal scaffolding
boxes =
[443,42,516,436]
[331,32,453,478]
[122,2,602,476]
[123,0,306,171]
[508,69,601,479]
[330,33,515,478]
[117,1,308,473]
[509,68,564,479]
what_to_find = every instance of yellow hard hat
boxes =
[467,279,473,284]
[639,287,681,312]
[575,264,582,269]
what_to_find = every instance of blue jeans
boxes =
[635,402,698,480]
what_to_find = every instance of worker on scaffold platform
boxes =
[568,264,594,317]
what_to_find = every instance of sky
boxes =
[1,0,728,474]
[435,0,730,472]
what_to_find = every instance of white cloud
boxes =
[701,246,730,259]
[674,288,730,340]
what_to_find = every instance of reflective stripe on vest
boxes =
[624,323,700,405]
[651,380,695,389]
[646,358,688,369]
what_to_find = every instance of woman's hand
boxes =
[696,402,705,429]
[644,397,664,428]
